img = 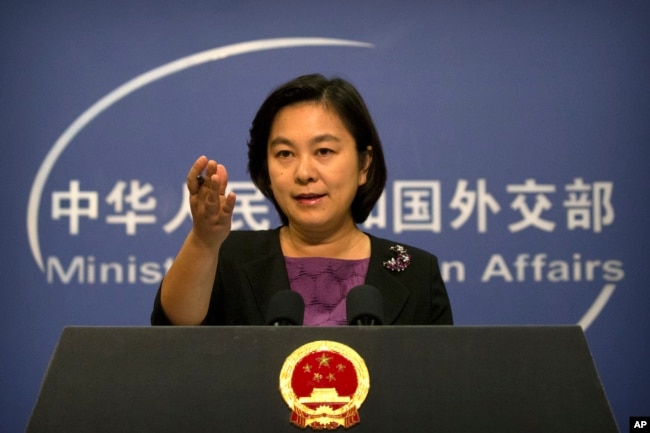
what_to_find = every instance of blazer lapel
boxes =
[365,235,410,324]
[241,233,290,322]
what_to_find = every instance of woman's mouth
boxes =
[294,193,326,205]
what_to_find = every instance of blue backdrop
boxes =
[2,1,649,431]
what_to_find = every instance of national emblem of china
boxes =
[279,341,370,430]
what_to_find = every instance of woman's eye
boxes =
[276,150,292,158]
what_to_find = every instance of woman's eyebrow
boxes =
[269,133,341,147]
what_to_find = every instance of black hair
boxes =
[247,73,387,225]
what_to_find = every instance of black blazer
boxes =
[151,228,453,326]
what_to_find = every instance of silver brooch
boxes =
[382,245,411,272]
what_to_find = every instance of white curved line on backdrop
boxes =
[27,37,373,271]
[578,283,616,331]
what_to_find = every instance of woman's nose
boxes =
[295,155,317,184]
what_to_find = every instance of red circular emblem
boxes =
[279,341,370,430]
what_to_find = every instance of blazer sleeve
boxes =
[428,253,453,325]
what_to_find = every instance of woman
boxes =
[151,74,452,326]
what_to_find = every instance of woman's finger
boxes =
[187,155,208,194]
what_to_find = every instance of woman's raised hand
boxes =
[187,155,237,249]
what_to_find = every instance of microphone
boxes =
[346,285,384,326]
[265,290,305,326]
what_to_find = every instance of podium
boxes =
[27,326,618,432]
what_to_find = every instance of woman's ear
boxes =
[358,146,373,185]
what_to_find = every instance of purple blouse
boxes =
[284,256,370,326]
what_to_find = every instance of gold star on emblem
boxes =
[302,364,312,373]
[316,353,332,368]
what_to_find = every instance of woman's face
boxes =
[267,101,371,233]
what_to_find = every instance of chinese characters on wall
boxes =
[51,178,615,235]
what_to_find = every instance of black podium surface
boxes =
[27,326,618,432]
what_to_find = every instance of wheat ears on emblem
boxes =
[382,245,411,272]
